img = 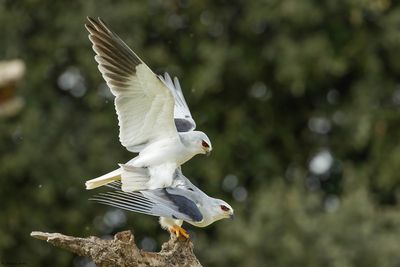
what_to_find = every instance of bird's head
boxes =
[196,131,212,155]
[182,131,212,155]
[210,199,234,221]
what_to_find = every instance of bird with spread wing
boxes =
[84,17,212,192]
[91,168,234,239]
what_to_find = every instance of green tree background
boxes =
[1,0,400,266]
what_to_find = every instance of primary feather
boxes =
[86,17,178,152]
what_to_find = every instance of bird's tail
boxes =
[119,164,150,192]
[85,165,150,191]
[85,168,123,190]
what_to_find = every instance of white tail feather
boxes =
[86,165,152,192]
[85,168,123,190]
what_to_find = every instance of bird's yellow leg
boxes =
[169,225,189,239]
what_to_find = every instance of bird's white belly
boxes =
[131,138,192,167]
[159,217,183,229]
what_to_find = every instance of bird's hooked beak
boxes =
[203,146,212,156]
[225,208,234,220]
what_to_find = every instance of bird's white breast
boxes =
[131,136,196,167]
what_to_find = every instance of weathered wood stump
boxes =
[30,230,202,267]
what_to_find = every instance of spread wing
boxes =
[159,73,196,132]
[86,17,178,152]
[90,181,203,222]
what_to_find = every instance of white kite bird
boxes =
[91,168,234,239]
[84,17,212,191]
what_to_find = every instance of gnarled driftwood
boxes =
[30,230,202,267]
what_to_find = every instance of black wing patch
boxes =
[164,189,203,222]
[174,118,196,132]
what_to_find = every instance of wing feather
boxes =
[86,17,177,152]
[159,73,196,132]
[91,187,202,222]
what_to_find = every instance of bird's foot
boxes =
[169,225,189,240]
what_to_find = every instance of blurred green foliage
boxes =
[1,0,400,266]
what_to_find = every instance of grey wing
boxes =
[90,182,203,222]
[158,73,196,132]
[171,168,207,197]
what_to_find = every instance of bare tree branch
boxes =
[30,230,202,267]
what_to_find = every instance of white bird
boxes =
[84,17,212,191]
[91,168,234,239]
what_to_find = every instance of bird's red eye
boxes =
[202,140,209,148]
[220,205,229,212]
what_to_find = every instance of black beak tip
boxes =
[229,214,235,220]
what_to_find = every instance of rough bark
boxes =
[30,230,202,267]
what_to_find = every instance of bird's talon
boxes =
[169,225,189,240]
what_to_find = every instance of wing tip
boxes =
[85,16,110,34]
[97,17,108,29]
[86,16,97,28]
[85,16,99,34]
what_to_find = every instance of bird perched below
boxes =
[84,17,212,192]
[91,168,234,239]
